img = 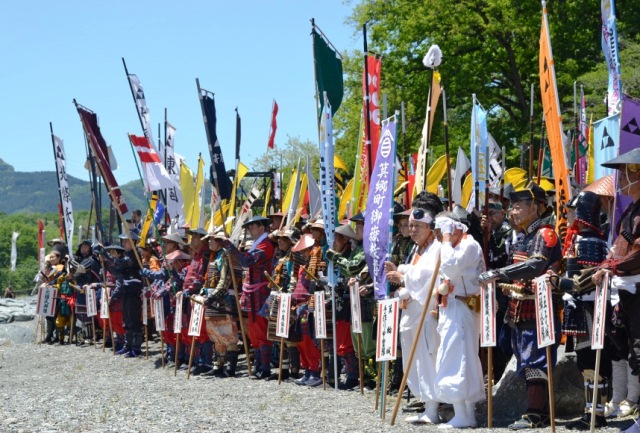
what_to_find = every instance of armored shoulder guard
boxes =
[539,226,558,248]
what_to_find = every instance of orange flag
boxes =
[539,2,571,238]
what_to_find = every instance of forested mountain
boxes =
[0,158,148,214]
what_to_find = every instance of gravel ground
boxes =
[0,317,636,433]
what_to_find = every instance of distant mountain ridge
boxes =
[0,158,148,214]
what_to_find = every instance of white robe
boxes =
[397,240,441,402]
[434,235,486,404]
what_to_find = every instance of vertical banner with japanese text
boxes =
[350,283,363,334]
[534,275,555,348]
[52,134,74,254]
[376,298,399,361]
[314,292,327,339]
[188,297,205,337]
[592,276,609,350]
[480,282,497,347]
[276,293,292,339]
[364,115,397,300]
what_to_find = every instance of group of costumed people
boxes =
[34,146,640,432]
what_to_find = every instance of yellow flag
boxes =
[426,155,449,194]
[281,168,297,218]
[339,178,354,220]
[180,161,196,228]
[226,162,249,233]
[138,193,158,247]
[214,201,230,227]
[191,156,205,229]
[461,174,473,209]
[262,185,272,217]
[586,114,595,184]
[334,154,348,172]
[298,173,308,219]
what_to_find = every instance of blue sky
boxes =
[0,1,359,184]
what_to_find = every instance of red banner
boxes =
[363,55,381,163]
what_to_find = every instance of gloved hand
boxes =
[325,249,340,262]
[478,270,502,284]
[75,263,86,275]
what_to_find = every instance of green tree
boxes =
[340,0,640,171]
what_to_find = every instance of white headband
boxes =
[434,216,468,234]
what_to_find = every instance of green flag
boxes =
[313,28,343,118]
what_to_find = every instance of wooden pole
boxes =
[375,361,382,411]
[145,318,149,360]
[357,333,364,395]
[174,335,180,377]
[160,333,165,368]
[487,346,494,427]
[321,339,326,391]
[187,336,197,380]
[390,254,442,426]
[382,361,389,420]
[546,345,556,433]
[278,338,286,385]
[228,254,251,378]
[590,349,602,433]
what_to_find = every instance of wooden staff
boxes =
[390,253,442,426]
[160,332,165,368]
[227,254,251,380]
[528,84,535,180]
[375,361,382,411]
[321,339,326,391]
[590,349,602,433]
[174,333,180,377]
[69,308,76,344]
[187,335,197,380]
[443,89,452,209]
[546,345,556,433]
[357,333,365,395]
[144,299,149,360]
[487,346,494,427]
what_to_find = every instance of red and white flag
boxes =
[267,100,278,149]
[129,134,174,192]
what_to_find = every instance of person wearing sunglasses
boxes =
[384,194,443,425]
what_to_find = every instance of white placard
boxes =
[36,286,58,317]
[99,287,110,319]
[350,283,363,334]
[534,275,555,348]
[173,292,183,334]
[480,282,497,347]
[86,286,97,317]
[314,291,327,339]
[592,275,609,350]
[153,299,165,331]
[376,298,399,361]
[188,296,205,337]
[142,293,148,326]
[276,293,292,338]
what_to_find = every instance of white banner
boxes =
[314,291,327,339]
[86,286,97,317]
[10,231,19,271]
[188,296,205,337]
[480,282,497,347]
[53,135,74,256]
[174,292,183,334]
[350,283,363,334]
[592,275,609,350]
[36,286,57,317]
[276,293,292,338]
[376,298,400,361]
[230,187,263,246]
[153,299,166,332]
[534,275,556,348]
[127,74,158,155]
[100,288,110,319]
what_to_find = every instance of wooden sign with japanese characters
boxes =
[376,298,399,361]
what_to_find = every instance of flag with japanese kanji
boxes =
[129,134,174,192]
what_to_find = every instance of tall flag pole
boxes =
[470,95,489,212]
[122,59,159,158]
[528,84,535,179]
[577,86,588,187]
[442,89,453,209]
[415,45,443,195]
[601,0,622,115]
[50,123,74,256]
[540,0,572,238]
[267,99,279,150]
[318,92,339,390]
